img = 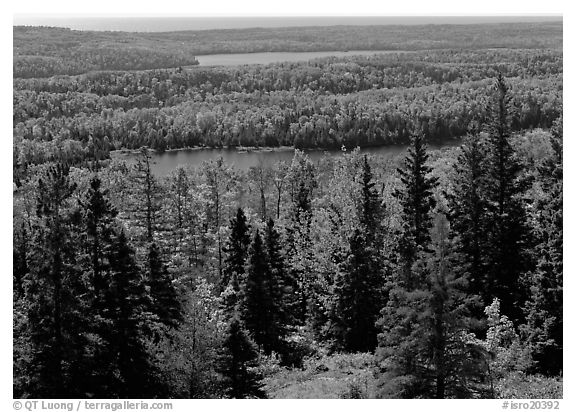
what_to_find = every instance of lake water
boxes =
[113,144,455,177]
[194,50,405,66]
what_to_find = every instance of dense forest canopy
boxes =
[13,21,562,399]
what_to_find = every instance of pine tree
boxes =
[147,242,183,329]
[483,74,531,323]
[393,132,439,289]
[217,318,266,399]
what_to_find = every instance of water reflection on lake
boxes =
[193,50,407,66]
[113,144,454,177]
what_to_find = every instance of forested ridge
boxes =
[13,47,561,177]
[13,22,562,399]
[14,22,561,78]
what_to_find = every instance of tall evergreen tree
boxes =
[23,163,87,397]
[522,116,563,375]
[333,229,384,352]
[80,175,118,309]
[147,242,183,329]
[447,134,490,301]
[217,318,266,399]
[483,74,531,323]
[263,218,289,351]
[222,207,251,291]
[393,132,439,289]
[330,156,386,352]
[131,147,162,242]
[104,230,160,398]
[377,214,486,399]
[241,230,285,354]
[359,155,385,244]
[285,150,317,323]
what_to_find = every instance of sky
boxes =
[12,15,562,32]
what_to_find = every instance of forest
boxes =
[13,21,562,399]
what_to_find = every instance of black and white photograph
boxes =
[9,2,566,404]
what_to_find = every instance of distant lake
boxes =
[194,50,406,66]
[113,143,455,178]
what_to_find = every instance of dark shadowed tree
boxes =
[217,318,266,399]
[147,242,183,329]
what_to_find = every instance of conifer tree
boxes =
[147,242,183,329]
[285,150,317,323]
[222,207,251,291]
[483,74,530,323]
[131,147,162,242]
[393,132,439,289]
[24,163,87,397]
[522,116,563,375]
[80,175,118,308]
[264,217,290,331]
[447,133,490,301]
[377,214,486,399]
[241,230,284,354]
[104,230,160,398]
[333,229,383,352]
[359,155,385,245]
[217,318,266,399]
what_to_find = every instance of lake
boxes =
[113,144,455,177]
[193,50,407,66]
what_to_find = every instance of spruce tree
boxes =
[263,218,289,351]
[147,242,183,329]
[334,229,383,352]
[377,214,486,398]
[393,132,438,289]
[331,156,386,352]
[522,116,563,375]
[285,151,317,323]
[484,74,530,323]
[447,134,490,302]
[222,207,251,292]
[217,318,266,399]
[104,231,160,398]
[131,147,162,242]
[359,155,385,245]
[241,230,281,354]
[80,175,118,309]
[24,163,87,397]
